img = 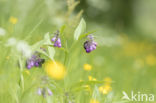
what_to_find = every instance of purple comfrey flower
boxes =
[84,34,97,53]
[47,88,53,96]
[37,87,53,98]
[37,88,42,95]
[26,52,45,69]
[51,30,62,48]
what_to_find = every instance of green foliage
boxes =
[74,18,86,40]
[0,0,156,103]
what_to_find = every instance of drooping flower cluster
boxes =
[37,76,53,98]
[37,87,53,98]
[26,52,45,69]
[84,35,97,53]
[51,30,61,48]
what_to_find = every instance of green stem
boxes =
[18,57,24,92]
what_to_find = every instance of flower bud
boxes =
[84,35,97,53]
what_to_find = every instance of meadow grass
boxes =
[0,0,156,103]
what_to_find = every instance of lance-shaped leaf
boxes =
[48,46,55,60]
[74,18,86,40]
[44,32,52,45]
[31,32,51,51]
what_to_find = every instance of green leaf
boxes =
[78,30,96,40]
[48,46,55,60]
[44,32,52,45]
[70,80,104,92]
[60,25,66,35]
[38,49,49,57]
[31,40,45,51]
[31,32,52,51]
[74,18,86,40]
[92,86,100,99]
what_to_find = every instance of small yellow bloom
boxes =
[99,84,112,95]
[93,78,96,81]
[88,76,96,81]
[90,99,99,103]
[104,77,112,84]
[6,56,10,60]
[83,85,91,92]
[146,54,156,66]
[83,64,92,71]
[44,60,66,80]
[9,16,18,24]
[104,84,112,91]
[24,70,30,75]
[88,76,93,81]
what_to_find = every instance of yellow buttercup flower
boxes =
[44,60,66,80]
[88,76,96,81]
[99,84,112,95]
[83,85,91,92]
[104,77,112,84]
[83,64,92,71]
[9,16,18,24]
[24,70,30,75]
[145,54,156,66]
[88,76,92,81]
[6,56,10,60]
[90,99,99,103]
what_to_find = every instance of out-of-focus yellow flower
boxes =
[104,77,112,83]
[83,64,92,71]
[83,85,91,92]
[134,59,144,69]
[88,76,92,81]
[123,42,138,56]
[123,41,147,57]
[88,76,96,81]
[90,99,99,103]
[24,70,30,75]
[9,16,18,24]
[104,77,112,85]
[145,54,156,66]
[93,78,96,81]
[99,84,112,95]
[44,60,66,80]
[6,56,10,60]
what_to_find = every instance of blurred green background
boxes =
[0,0,156,103]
